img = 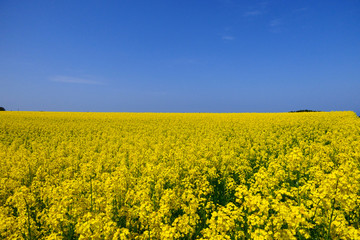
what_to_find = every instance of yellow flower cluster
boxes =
[0,111,359,239]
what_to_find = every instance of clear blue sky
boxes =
[1,0,359,113]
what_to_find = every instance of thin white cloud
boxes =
[269,19,282,27]
[268,19,283,33]
[243,10,262,17]
[222,35,235,41]
[50,76,103,85]
[294,7,307,12]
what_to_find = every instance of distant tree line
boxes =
[0,107,5,111]
[289,109,321,113]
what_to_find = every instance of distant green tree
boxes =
[0,107,5,111]
[289,109,320,113]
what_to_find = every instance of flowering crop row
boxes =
[0,111,359,239]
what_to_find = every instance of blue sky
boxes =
[1,0,359,113]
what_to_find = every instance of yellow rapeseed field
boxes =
[0,111,360,239]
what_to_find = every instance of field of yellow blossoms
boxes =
[0,111,360,239]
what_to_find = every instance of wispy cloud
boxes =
[269,18,283,32]
[243,10,262,17]
[294,7,307,12]
[243,1,268,17]
[269,19,282,27]
[222,35,235,41]
[50,76,103,85]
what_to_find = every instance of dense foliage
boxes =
[289,110,320,113]
[0,111,360,239]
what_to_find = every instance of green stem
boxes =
[24,197,32,240]
[90,177,93,212]
[148,218,151,240]
[327,178,339,240]
[297,171,301,206]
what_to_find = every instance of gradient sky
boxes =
[1,0,359,113]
